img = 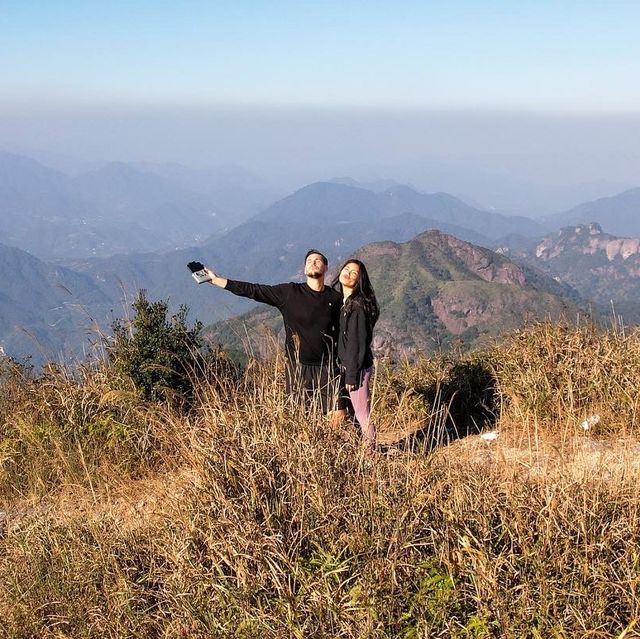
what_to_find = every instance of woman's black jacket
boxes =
[337,298,374,386]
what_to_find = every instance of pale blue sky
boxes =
[2,0,640,112]
[2,0,640,202]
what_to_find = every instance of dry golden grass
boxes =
[495,321,640,441]
[1,322,640,638]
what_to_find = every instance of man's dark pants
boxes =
[285,359,345,414]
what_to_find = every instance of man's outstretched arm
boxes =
[204,267,287,308]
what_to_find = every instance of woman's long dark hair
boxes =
[332,259,380,328]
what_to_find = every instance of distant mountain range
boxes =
[0,151,279,259]
[350,157,634,214]
[46,182,487,317]
[2,157,640,363]
[3,148,640,259]
[255,181,545,240]
[0,243,112,360]
[207,229,582,359]
[55,181,537,333]
[543,188,640,237]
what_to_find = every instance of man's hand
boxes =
[204,268,227,288]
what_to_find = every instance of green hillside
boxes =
[206,229,583,359]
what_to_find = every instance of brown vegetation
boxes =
[1,322,640,638]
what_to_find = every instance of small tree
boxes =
[109,291,204,403]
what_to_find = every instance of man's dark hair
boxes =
[304,249,328,265]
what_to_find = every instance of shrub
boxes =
[108,291,207,404]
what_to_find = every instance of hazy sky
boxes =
[3,0,640,111]
[1,1,639,209]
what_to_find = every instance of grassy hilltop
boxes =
[1,319,640,638]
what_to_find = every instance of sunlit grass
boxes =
[1,321,639,637]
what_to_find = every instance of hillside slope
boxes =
[0,243,114,360]
[207,229,582,358]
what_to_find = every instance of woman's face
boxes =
[339,262,361,289]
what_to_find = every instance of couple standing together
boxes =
[203,249,379,453]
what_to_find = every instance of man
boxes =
[204,250,344,416]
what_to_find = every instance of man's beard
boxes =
[305,269,324,279]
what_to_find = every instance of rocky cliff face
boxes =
[534,223,640,264]
[416,230,526,285]
[499,223,640,322]
[356,229,578,354]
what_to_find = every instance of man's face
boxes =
[304,253,328,279]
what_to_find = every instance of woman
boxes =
[333,259,380,454]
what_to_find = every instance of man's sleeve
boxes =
[224,280,289,308]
